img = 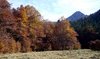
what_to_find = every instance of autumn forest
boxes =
[0,0,99,53]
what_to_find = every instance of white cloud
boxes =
[53,0,100,15]
[40,10,62,21]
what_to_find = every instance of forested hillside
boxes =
[71,10,100,49]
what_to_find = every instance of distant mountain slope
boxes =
[71,9,100,48]
[67,11,86,21]
[72,9,100,31]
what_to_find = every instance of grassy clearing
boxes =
[0,49,100,59]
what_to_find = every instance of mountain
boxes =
[71,9,100,49]
[67,11,86,21]
[71,9,100,31]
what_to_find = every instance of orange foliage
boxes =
[52,17,81,50]
[0,0,81,54]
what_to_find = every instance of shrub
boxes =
[89,40,100,50]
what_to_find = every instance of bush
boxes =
[89,40,100,50]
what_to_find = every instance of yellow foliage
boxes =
[19,5,29,37]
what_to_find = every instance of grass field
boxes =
[0,49,100,59]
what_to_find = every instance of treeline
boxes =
[71,9,100,50]
[0,0,81,53]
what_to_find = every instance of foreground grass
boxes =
[0,49,100,59]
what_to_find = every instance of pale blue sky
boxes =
[8,0,100,21]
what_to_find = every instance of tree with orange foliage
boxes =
[18,5,29,37]
[51,17,81,50]
[0,28,18,53]
[25,5,44,39]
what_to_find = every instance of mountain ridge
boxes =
[67,11,86,21]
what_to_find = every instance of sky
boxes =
[8,0,100,21]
